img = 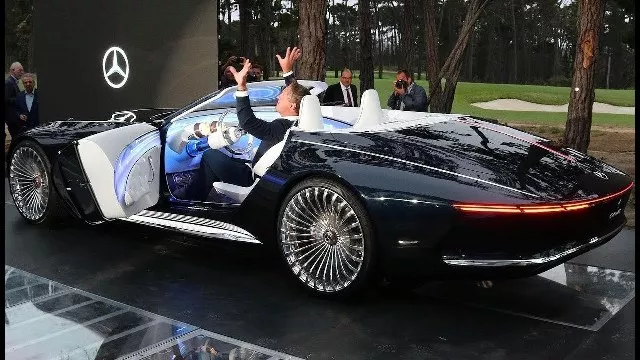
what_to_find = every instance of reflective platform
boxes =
[417,262,635,331]
[5,266,301,360]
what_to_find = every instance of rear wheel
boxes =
[277,177,377,298]
[8,140,66,225]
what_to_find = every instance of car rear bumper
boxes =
[440,221,624,268]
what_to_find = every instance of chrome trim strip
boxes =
[442,223,625,267]
[121,210,261,244]
[292,139,538,198]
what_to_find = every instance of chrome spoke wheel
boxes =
[9,146,50,221]
[280,187,365,293]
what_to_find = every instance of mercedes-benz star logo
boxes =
[102,46,129,89]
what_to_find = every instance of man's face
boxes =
[395,72,412,85]
[276,85,297,116]
[11,65,24,79]
[22,77,34,92]
[251,68,262,80]
[340,71,352,87]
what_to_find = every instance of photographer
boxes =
[219,56,247,89]
[387,69,428,112]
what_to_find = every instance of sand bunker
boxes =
[471,99,635,115]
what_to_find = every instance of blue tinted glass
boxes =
[206,84,283,109]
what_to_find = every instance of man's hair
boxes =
[341,68,352,77]
[397,69,412,79]
[22,73,34,81]
[288,79,312,113]
[9,62,22,71]
[252,64,263,71]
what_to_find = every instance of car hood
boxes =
[330,118,632,201]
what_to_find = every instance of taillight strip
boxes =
[453,182,634,214]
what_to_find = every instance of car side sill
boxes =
[120,210,261,244]
[441,222,625,267]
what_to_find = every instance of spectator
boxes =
[322,68,358,107]
[247,64,263,83]
[220,65,237,89]
[5,62,24,142]
[387,69,428,112]
[15,73,39,131]
[219,56,246,89]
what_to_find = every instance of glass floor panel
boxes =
[416,262,635,331]
[4,266,301,360]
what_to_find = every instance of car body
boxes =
[7,80,634,297]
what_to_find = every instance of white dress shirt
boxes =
[25,92,35,112]
[341,84,354,107]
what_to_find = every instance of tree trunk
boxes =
[424,0,440,100]
[259,0,272,80]
[359,0,375,91]
[563,0,605,152]
[399,0,415,73]
[425,0,488,113]
[238,0,251,57]
[374,0,383,79]
[511,0,517,83]
[298,0,327,80]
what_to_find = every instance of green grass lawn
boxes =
[324,71,635,128]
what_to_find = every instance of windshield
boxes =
[162,80,328,125]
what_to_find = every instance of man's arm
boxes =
[236,93,288,142]
[282,71,295,86]
[387,93,399,109]
[5,80,17,107]
[352,85,358,107]
[402,85,428,111]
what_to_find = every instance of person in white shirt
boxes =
[322,68,358,107]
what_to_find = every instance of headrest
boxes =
[297,95,324,131]
[353,89,387,129]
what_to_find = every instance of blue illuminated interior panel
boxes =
[114,131,161,205]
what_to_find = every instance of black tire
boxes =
[277,177,378,298]
[8,140,67,225]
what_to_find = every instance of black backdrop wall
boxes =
[34,0,218,122]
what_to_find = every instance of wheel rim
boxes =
[280,187,365,293]
[9,146,50,221]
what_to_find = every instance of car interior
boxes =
[163,88,398,205]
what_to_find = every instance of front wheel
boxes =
[277,178,377,298]
[8,140,65,225]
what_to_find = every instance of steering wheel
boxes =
[223,125,255,156]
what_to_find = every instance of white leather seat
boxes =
[212,129,291,203]
[212,95,324,203]
[353,89,387,129]
[297,95,324,131]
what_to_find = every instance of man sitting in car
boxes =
[190,47,311,201]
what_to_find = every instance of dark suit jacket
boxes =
[387,82,428,112]
[236,73,296,165]
[5,76,20,126]
[322,83,358,107]
[16,89,39,129]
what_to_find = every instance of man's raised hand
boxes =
[228,58,252,90]
[276,47,302,74]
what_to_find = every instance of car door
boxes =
[75,123,161,219]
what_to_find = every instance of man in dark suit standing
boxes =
[322,68,358,107]
[191,47,310,200]
[5,62,24,145]
[15,73,39,131]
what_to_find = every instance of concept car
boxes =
[7,80,634,297]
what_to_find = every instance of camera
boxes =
[394,79,408,89]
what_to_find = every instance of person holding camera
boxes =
[387,69,428,112]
